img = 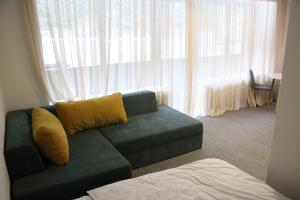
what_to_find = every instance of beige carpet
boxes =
[132,105,276,181]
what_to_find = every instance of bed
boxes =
[75,158,288,200]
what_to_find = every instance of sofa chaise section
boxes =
[100,98,203,169]
[12,129,132,200]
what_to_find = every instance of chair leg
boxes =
[270,90,274,109]
[253,90,256,106]
[269,91,273,105]
[266,91,270,109]
[271,79,276,100]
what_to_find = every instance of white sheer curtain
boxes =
[30,0,286,116]
[186,0,278,116]
[34,0,187,110]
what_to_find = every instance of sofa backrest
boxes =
[122,91,158,116]
[4,91,157,180]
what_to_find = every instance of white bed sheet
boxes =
[75,196,91,200]
[83,159,288,200]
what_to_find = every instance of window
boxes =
[36,0,186,68]
[34,0,280,117]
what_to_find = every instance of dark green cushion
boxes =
[100,105,203,154]
[12,129,132,200]
[5,110,45,179]
[122,91,157,117]
[125,135,202,169]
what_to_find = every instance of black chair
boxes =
[249,69,273,107]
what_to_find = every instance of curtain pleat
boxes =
[22,0,53,102]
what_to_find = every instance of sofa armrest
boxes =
[122,91,158,117]
[5,110,45,179]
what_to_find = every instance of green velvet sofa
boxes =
[5,91,203,200]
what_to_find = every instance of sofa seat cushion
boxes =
[12,129,132,200]
[100,105,203,154]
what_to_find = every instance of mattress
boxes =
[77,158,288,200]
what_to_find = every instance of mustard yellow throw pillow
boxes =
[32,108,69,165]
[55,92,128,136]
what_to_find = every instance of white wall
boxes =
[267,1,300,199]
[0,0,47,111]
[0,84,10,200]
